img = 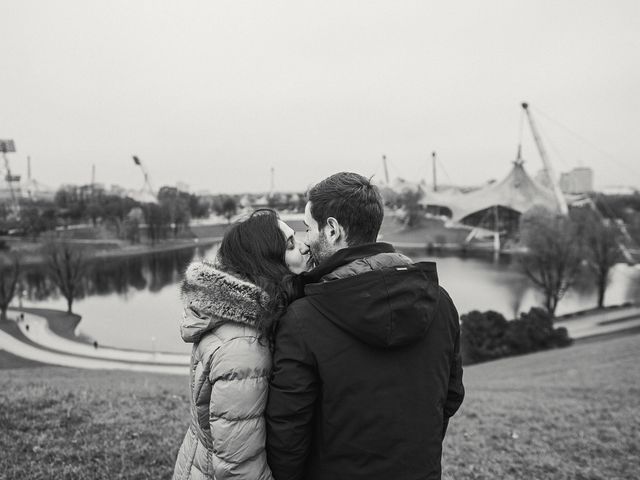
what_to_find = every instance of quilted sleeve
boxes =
[207,334,274,480]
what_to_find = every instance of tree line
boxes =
[0,186,239,244]
[519,205,629,315]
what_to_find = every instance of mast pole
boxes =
[521,102,568,215]
[382,155,389,184]
[432,151,437,192]
[270,167,275,197]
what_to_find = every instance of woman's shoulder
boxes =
[197,321,263,352]
[208,321,261,341]
[197,323,270,371]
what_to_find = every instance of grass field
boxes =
[442,334,639,480]
[1,334,638,479]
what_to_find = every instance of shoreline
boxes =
[2,301,640,370]
[0,308,189,373]
[0,236,222,266]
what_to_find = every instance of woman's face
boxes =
[278,220,309,274]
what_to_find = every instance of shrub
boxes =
[461,308,572,365]
[460,310,511,365]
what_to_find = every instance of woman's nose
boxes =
[298,242,310,255]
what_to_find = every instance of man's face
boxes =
[303,202,334,268]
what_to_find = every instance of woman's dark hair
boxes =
[216,209,301,342]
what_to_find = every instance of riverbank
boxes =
[0,235,222,266]
[2,301,640,370]
[0,308,189,373]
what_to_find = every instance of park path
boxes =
[555,306,640,338]
[16,312,190,365]
[0,327,187,374]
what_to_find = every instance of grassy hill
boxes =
[442,333,639,479]
[1,334,638,479]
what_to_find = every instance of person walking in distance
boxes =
[266,172,464,480]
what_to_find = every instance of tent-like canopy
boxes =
[419,160,561,222]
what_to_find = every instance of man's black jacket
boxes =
[266,243,464,480]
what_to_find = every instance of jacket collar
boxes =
[301,242,396,284]
[180,261,267,342]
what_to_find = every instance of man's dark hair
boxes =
[308,172,384,245]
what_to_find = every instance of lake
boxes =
[18,244,640,353]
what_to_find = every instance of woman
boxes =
[173,209,307,480]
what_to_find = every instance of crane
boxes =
[521,103,569,215]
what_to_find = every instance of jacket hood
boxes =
[302,243,441,349]
[179,261,268,343]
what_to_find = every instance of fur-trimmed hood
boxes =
[179,261,269,343]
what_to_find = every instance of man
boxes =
[266,172,464,480]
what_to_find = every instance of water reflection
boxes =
[21,247,200,302]
[21,247,640,313]
[17,245,640,352]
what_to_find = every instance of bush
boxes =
[460,310,511,365]
[505,308,573,355]
[461,308,572,365]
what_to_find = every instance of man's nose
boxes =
[299,242,310,255]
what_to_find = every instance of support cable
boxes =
[532,105,640,178]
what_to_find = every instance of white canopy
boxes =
[420,161,561,222]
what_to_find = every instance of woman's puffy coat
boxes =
[173,261,273,480]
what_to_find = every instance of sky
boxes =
[2,0,639,194]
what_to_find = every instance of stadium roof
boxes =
[420,160,561,222]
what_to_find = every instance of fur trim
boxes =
[181,261,268,328]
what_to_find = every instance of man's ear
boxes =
[325,217,344,244]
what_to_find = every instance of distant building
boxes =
[560,167,594,194]
[599,185,639,196]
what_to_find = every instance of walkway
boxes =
[555,305,640,339]
[16,312,190,365]
[1,311,189,375]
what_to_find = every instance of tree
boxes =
[221,196,237,223]
[0,255,20,321]
[398,188,424,227]
[144,203,171,244]
[519,207,583,316]
[158,186,192,236]
[188,193,209,219]
[573,208,623,308]
[46,241,87,314]
[18,206,56,240]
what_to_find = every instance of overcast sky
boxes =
[2,1,639,193]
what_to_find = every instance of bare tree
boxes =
[398,188,424,227]
[0,255,20,321]
[519,207,583,316]
[573,208,623,308]
[46,241,87,314]
[221,196,237,224]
